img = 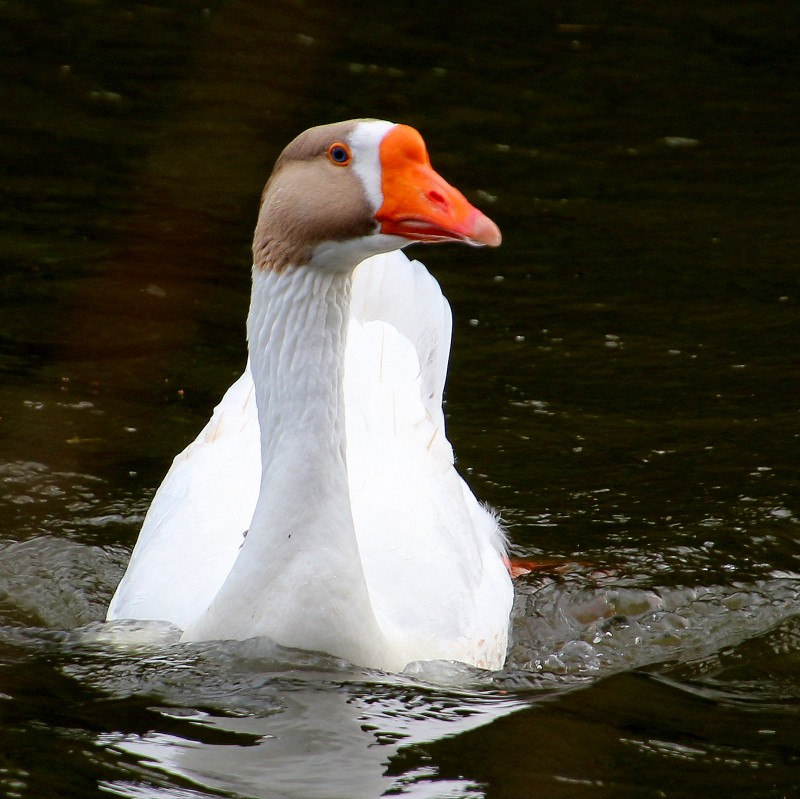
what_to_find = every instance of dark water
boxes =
[1,1,799,796]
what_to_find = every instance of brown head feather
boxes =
[253,121,378,272]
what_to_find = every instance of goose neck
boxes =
[247,265,351,472]
[212,264,402,669]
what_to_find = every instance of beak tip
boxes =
[472,213,502,247]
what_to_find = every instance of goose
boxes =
[107,119,514,672]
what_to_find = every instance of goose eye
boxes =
[327,143,352,166]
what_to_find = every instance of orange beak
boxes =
[376,125,502,248]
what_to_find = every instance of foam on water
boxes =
[505,569,800,682]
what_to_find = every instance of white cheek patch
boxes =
[348,119,395,215]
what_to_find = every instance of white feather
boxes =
[108,251,511,669]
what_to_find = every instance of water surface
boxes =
[1,1,799,797]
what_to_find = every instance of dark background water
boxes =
[1,1,799,797]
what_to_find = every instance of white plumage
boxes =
[108,120,513,671]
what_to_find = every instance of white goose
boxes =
[108,119,513,672]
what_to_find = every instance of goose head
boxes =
[252,119,501,273]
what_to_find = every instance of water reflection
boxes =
[105,686,517,798]
[59,632,524,799]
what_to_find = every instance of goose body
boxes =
[108,120,513,671]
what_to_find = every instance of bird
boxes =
[107,119,514,672]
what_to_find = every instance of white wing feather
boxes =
[350,253,452,434]
[107,369,260,628]
[346,253,509,666]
